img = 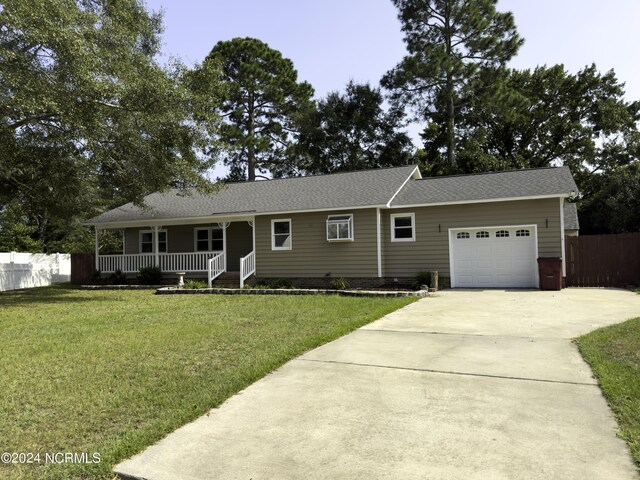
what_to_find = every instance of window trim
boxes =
[326,214,354,242]
[271,218,292,251]
[193,227,224,252]
[390,213,416,242]
[139,229,168,254]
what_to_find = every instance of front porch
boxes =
[94,220,256,287]
[98,251,226,274]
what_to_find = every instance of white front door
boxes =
[450,226,538,288]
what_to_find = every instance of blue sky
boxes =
[144,0,640,175]
[146,0,640,101]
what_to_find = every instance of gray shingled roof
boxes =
[87,165,418,225]
[87,165,579,226]
[391,166,577,207]
[564,202,580,231]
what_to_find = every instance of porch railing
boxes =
[98,252,222,273]
[207,253,226,287]
[239,251,256,288]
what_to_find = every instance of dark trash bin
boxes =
[537,257,563,291]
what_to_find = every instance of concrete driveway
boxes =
[116,288,640,480]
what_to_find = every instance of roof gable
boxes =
[391,167,578,207]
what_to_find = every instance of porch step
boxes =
[212,272,241,288]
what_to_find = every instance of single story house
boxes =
[85,165,579,289]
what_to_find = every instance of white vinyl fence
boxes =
[0,252,71,292]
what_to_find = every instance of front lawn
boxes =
[577,317,640,467]
[0,286,416,479]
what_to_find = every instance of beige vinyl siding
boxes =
[255,209,378,278]
[123,222,253,271]
[382,198,562,277]
[225,221,253,271]
[125,226,202,254]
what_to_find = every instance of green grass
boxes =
[576,317,640,467]
[0,285,416,479]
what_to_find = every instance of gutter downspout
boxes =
[560,198,566,277]
[376,208,382,278]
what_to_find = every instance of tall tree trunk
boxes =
[247,92,256,181]
[446,84,455,167]
[444,0,456,167]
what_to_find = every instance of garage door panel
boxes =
[475,274,494,285]
[495,257,513,269]
[457,275,474,286]
[451,227,537,288]
[475,258,492,269]
[513,257,533,269]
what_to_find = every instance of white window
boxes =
[456,232,470,239]
[391,213,415,242]
[476,231,490,238]
[496,230,510,238]
[271,219,292,250]
[139,229,167,253]
[516,229,531,237]
[194,227,224,252]
[326,214,354,241]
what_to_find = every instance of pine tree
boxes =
[382,0,522,168]
[193,38,314,181]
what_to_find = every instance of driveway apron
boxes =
[116,288,640,480]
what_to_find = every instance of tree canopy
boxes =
[0,0,220,251]
[454,65,640,173]
[192,37,314,181]
[295,81,413,174]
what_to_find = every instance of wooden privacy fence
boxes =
[565,233,640,287]
[71,253,95,284]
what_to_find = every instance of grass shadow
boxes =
[0,284,117,307]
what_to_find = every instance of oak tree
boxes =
[0,0,219,251]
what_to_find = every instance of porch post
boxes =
[121,230,126,254]
[223,225,227,271]
[153,225,159,267]
[217,222,230,271]
[94,226,100,271]
[251,218,256,253]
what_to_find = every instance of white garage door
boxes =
[450,226,538,288]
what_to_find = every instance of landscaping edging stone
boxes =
[156,287,429,298]
[80,285,169,290]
